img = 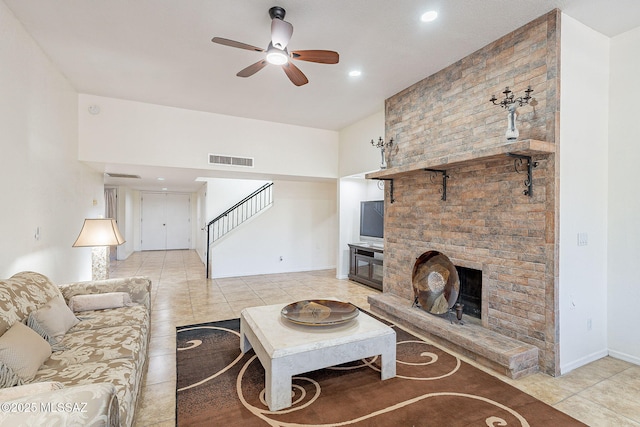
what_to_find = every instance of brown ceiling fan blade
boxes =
[237,60,268,78]
[282,62,309,86]
[290,50,339,64]
[211,37,264,53]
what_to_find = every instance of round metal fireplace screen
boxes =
[412,251,460,314]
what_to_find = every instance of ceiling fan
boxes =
[211,6,339,86]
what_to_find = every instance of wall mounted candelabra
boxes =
[371,137,394,169]
[489,86,535,141]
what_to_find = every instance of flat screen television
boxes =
[360,200,384,239]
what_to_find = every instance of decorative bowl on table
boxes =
[280,299,359,326]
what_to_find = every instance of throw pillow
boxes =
[27,295,80,346]
[68,292,132,312]
[0,363,23,388]
[0,322,51,386]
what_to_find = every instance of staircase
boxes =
[205,182,273,278]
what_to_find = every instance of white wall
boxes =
[558,15,610,373]
[338,108,385,177]
[608,25,640,365]
[204,178,270,219]
[199,177,269,266]
[0,3,104,283]
[78,94,339,180]
[210,180,337,277]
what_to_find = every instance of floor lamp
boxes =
[73,218,125,280]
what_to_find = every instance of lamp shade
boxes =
[72,218,125,247]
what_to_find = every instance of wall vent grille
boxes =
[105,173,141,179]
[208,154,254,168]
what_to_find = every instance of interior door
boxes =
[141,193,191,250]
[165,194,191,249]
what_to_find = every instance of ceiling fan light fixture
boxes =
[212,6,337,86]
[266,47,289,65]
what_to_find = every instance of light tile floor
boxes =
[112,250,640,427]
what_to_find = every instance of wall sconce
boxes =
[489,86,535,141]
[371,137,394,169]
[72,218,125,280]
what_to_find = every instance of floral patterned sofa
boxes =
[0,271,151,426]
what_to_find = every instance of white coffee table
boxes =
[240,300,396,411]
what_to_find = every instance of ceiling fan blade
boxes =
[271,19,293,49]
[211,37,264,52]
[282,62,309,86]
[237,60,268,78]
[290,50,339,64]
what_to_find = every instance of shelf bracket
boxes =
[507,153,539,197]
[375,178,395,203]
[425,169,449,201]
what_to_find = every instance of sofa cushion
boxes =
[0,383,119,427]
[34,359,139,427]
[43,324,145,369]
[27,295,79,346]
[68,292,131,312]
[0,381,64,401]
[0,322,51,386]
[4,272,63,320]
[70,304,149,332]
[0,286,20,337]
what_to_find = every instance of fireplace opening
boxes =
[455,266,482,319]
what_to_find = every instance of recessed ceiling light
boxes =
[162,187,168,191]
[421,11,438,22]
[157,177,165,181]
[349,70,362,77]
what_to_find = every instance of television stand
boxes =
[348,243,383,291]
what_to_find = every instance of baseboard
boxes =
[211,265,337,279]
[608,349,640,366]
[559,349,609,375]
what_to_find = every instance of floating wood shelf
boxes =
[365,139,555,180]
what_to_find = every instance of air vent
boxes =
[105,173,141,179]
[208,154,254,168]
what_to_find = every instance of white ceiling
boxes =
[5,0,640,191]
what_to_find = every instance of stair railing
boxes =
[205,182,273,278]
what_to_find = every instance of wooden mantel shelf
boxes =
[365,139,555,180]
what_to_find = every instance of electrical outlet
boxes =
[577,232,588,246]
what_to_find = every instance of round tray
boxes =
[281,299,359,326]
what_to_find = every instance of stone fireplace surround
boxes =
[366,10,561,376]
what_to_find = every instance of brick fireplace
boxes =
[367,10,560,376]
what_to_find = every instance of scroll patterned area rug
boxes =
[176,317,585,427]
